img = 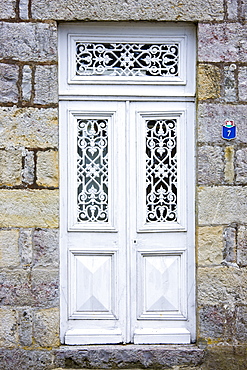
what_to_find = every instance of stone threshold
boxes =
[54,344,205,369]
[0,345,205,369]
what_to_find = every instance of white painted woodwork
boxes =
[59,23,196,345]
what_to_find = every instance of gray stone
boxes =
[22,65,32,101]
[240,0,247,21]
[237,225,247,267]
[17,309,33,347]
[199,305,234,339]
[223,65,237,102]
[0,63,19,103]
[19,0,29,19]
[0,107,58,149]
[34,65,58,105]
[198,103,247,144]
[223,226,236,263]
[0,0,16,19]
[236,306,247,341]
[197,146,224,185]
[0,349,54,370]
[238,66,247,101]
[33,229,59,268]
[0,22,57,62]
[198,23,247,62]
[31,0,224,21]
[226,0,238,20]
[54,345,205,369]
[22,150,35,185]
[31,269,59,308]
[236,148,247,184]
[198,186,247,225]
[0,270,33,306]
[197,267,247,308]
[19,229,32,268]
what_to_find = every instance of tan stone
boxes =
[198,186,247,225]
[0,189,59,228]
[37,150,59,187]
[0,149,22,186]
[0,106,58,149]
[224,146,234,183]
[197,266,247,308]
[0,308,18,348]
[197,226,223,266]
[33,308,59,347]
[0,229,19,268]
[198,64,221,100]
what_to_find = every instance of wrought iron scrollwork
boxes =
[76,42,179,77]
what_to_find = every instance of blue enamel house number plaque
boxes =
[222,120,236,140]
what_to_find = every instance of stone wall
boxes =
[0,0,247,369]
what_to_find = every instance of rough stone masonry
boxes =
[0,0,247,369]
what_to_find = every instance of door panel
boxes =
[60,100,195,344]
[128,102,194,343]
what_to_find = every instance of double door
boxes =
[60,99,195,344]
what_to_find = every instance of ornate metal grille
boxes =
[77,118,108,222]
[146,119,177,223]
[75,43,179,77]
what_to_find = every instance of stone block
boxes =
[19,0,29,19]
[198,186,247,225]
[0,22,57,62]
[226,0,238,20]
[0,0,16,18]
[54,345,204,369]
[0,63,19,104]
[239,66,247,101]
[34,65,58,105]
[197,64,221,100]
[22,65,32,101]
[0,349,54,370]
[197,266,247,308]
[17,309,33,347]
[236,306,247,341]
[0,229,19,268]
[236,148,247,184]
[31,269,59,308]
[199,305,234,340]
[0,308,18,348]
[31,0,224,21]
[0,270,33,306]
[198,104,247,144]
[33,308,59,347]
[22,150,35,185]
[197,146,224,185]
[33,229,59,268]
[0,149,22,186]
[198,23,247,62]
[224,146,234,184]
[19,229,32,268]
[197,226,223,266]
[0,107,58,149]
[223,64,237,102]
[223,226,236,263]
[0,189,59,228]
[36,150,59,187]
[237,225,247,267]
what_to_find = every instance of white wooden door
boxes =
[60,99,195,344]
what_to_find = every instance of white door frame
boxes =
[59,22,196,345]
